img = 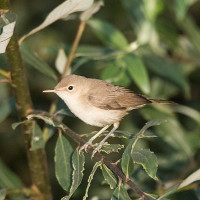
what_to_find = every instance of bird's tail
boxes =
[149,99,176,104]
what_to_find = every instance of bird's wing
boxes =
[87,82,150,110]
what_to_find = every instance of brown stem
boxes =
[1,1,53,199]
[62,20,86,78]
[61,124,150,200]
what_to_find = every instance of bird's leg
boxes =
[92,122,119,157]
[79,125,110,153]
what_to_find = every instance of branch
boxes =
[62,20,86,78]
[1,1,53,199]
[61,124,150,200]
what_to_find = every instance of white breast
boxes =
[56,91,127,127]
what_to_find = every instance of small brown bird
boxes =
[43,75,173,156]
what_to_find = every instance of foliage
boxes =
[0,0,200,200]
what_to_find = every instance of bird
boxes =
[43,74,173,157]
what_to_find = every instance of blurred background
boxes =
[0,0,200,199]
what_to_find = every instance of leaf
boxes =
[101,61,131,87]
[131,149,158,180]
[0,12,16,54]
[101,164,117,189]
[12,120,27,130]
[142,54,190,97]
[83,161,101,200]
[64,149,85,199]
[88,18,128,50]
[124,53,150,94]
[0,189,6,200]
[19,0,94,42]
[55,134,73,191]
[20,43,57,81]
[98,143,124,154]
[121,119,164,178]
[80,0,104,21]
[178,168,200,189]
[111,183,131,200]
[55,48,68,75]
[31,122,45,150]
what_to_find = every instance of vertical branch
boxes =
[1,1,52,200]
[62,20,86,78]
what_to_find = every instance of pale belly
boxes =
[63,97,127,127]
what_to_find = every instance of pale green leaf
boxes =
[20,0,94,42]
[55,48,68,75]
[111,183,131,200]
[12,120,27,130]
[55,134,73,191]
[31,122,45,150]
[0,12,16,54]
[124,53,150,94]
[131,149,158,180]
[88,18,128,50]
[80,0,104,21]
[101,164,117,189]
[83,161,101,200]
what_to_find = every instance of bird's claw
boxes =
[79,142,92,154]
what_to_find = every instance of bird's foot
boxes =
[79,142,92,154]
[91,143,104,158]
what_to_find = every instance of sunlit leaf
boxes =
[83,161,101,200]
[0,12,16,54]
[98,143,124,154]
[55,134,73,191]
[88,18,128,50]
[19,0,94,42]
[12,120,27,130]
[101,164,117,189]
[124,53,150,94]
[55,48,68,76]
[31,122,45,150]
[80,0,104,21]
[111,183,131,200]
[131,149,158,180]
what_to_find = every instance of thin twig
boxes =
[62,20,86,78]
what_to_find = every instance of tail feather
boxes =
[149,99,176,104]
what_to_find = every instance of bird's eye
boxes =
[68,85,73,90]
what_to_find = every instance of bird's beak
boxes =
[43,89,55,93]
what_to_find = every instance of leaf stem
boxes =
[62,20,86,78]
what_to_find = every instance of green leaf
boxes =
[101,164,117,189]
[131,149,158,180]
[20,43,57,81]
[101,62,131,87]
[142,54,190,97]
[98,143,124,154]
[0,189,6,200]
[88,19,128,50]
[83,161,101,200]
[55,134,73,192]
[124,53,150,94]
[63,149,85,199]
[111,183,131,200]
[121,119,164,178]
[31,122,45,150]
